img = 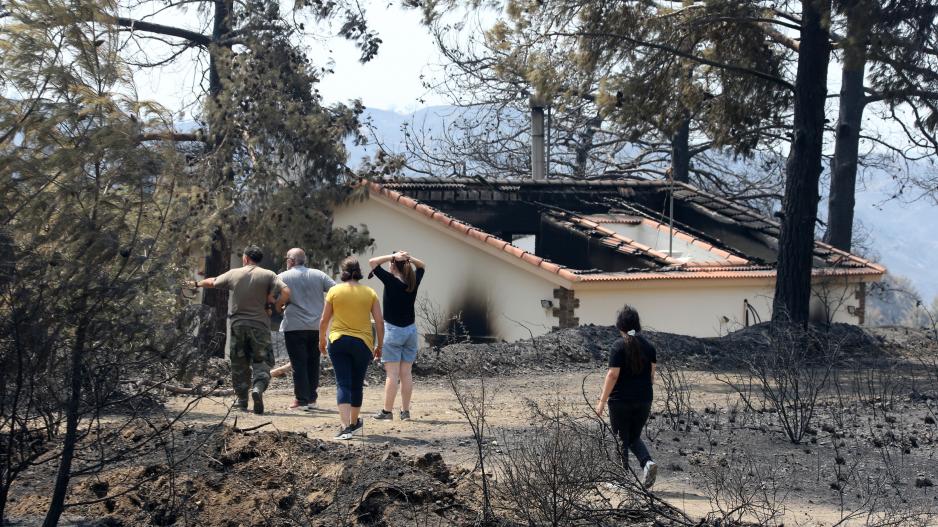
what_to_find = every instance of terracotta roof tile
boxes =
[430,212,453,228]
[503,244,525,258]
[637,218,750,265]
[558,212,685,266]
[560,211,751,267]
[582,214,643,225]
[398,195,419,208]
[414,203,434,216]
[521,252,544,266]
[576,266,883,282]
[540,261,562,273]
[450,222,471,235]
[486,238,509,250]
[365,180,579,280]
[815,241,887,273]
[361,179,885,284]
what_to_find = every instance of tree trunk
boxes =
[0,229,22,523]
[202,227,230,357]
[201,0,233,358]
[573,115,602,178]
[824,2,870,252]
[773,0,833,325]
[670,118,691,183]
[42,315,88,527]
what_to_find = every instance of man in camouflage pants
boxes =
[195,245,290,415]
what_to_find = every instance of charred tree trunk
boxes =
[773,0,833,325]
[201,0,233,358]
[202,227,230,357]
[42,313,89,527]
[670,118,691,183]
[824,3,870,252]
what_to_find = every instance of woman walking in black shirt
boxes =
[368,251,426,421]
[595,304,658,489]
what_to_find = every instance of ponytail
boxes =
[615,305,644,374]
[624,331,643,374]
[393,258,417,293]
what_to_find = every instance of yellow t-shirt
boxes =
[325,283,379,350]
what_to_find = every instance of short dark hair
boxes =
[340,256,363,281]
[243,245,263,263]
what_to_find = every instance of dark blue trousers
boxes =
[328,335,372,407]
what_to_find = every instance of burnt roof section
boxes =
[368,177,885,280]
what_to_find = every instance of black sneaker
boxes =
[373,409,393,420]
[251,387,264,415]
[334,425,352,440]
[400,410,411,421]
[348,418,363,435]
[233,399,249,412]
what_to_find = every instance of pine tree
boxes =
[824,0,938,252]
[1,0,200,521]
[106,0,378,355]
[406,1,793,200]
[772,0,834,325]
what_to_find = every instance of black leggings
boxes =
[608,400,653,469]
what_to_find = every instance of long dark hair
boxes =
[615,305,644,374]
[393,259,417,293]
[340,257,363,282]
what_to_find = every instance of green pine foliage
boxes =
[0,0,380,521]
[1,0,204,521]
[197,0,373,265]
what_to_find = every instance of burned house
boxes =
[332,177,884,340]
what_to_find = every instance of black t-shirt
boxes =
[372,265,425,327]
[607,335,657,403]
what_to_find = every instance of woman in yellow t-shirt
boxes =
[319,257,384,440]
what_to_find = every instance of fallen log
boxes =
[136,379,234,397]
[271,362,292,378]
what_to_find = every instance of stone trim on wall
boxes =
[552,287,580,330]
[855,282,866,325]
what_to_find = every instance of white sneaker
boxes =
[642,461,658,489]
[304,402,318,411]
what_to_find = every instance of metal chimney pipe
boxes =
[531,104,546,180]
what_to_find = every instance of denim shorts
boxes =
[382,322,418,363]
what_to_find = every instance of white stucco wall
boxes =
[574,279,777,336]
[333,195,564,342]
[575,279,864,337]
[334,194,869,341]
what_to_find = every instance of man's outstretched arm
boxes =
[195,277,217,288]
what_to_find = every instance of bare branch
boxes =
[112,17,211,46]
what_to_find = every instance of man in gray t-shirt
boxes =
[278,247,335,410]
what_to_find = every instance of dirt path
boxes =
[165,368,938,526]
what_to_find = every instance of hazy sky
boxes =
[126,0,916,156]
[131,3,447,116]
[315,5,448,112]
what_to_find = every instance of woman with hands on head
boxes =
[319,257,383,440]
[368,250,426,421]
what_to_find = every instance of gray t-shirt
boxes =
[278,266,335,332]
[213,265,286,331]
